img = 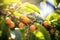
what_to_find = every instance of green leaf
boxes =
[20,6,34,13]
[33,30,45,40]
[0,31,2,37]
[21,2,40,14]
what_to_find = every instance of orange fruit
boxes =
[22,18,30,24]
[6,17,11,24]
[10,7,15,13]
[29,25,36,31]
[18,22,24,28]
[50,29,54,34]
[43,21,50,26]
[19,15,26,19]
[9,21,15,28]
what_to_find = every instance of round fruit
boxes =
[20,15,26,19]
[43,21,50,26]
[22,18,30,24]
[9,7,15,13]
[18,22,24,28]
[29,25,36,31]
[9,21,15,28]
[50,29,54,34]
[6,17,11,24]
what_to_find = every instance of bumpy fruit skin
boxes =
[18,22,24,28]
[29,25,36,31]
[43,21,50,26]
[9,21,15,29]
[6,17,11,24]
[22,17,30,24]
